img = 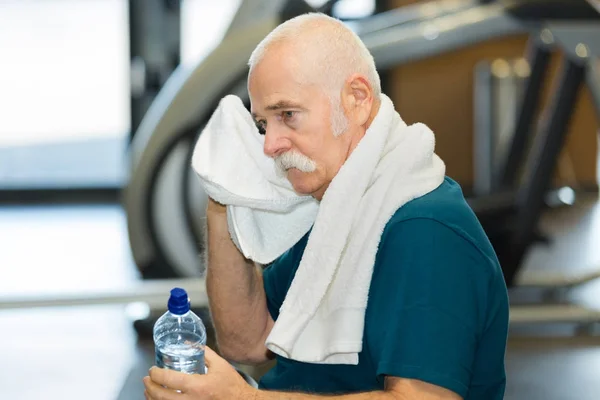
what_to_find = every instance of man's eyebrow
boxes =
[265,100,305,111]
[251,101,306,119]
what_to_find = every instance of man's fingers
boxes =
[143,376,179,400]
[204,346,223,369]
[148,367,189,391]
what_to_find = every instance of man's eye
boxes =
[283,111,295,120]
[255,120,266,135]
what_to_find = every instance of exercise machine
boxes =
[123,0,526,281]
[470,5,600,288]
[124,0,599,285]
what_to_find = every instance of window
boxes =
[0,0,129,189]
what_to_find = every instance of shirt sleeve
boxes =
[366,218,492,399]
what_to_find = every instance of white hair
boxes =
[248,13,381,136]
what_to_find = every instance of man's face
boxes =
[248,46,352,200]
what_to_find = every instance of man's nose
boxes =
[263,127,289,158]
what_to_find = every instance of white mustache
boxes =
[275,151,317,176]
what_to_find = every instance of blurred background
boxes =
[0,0,599,399]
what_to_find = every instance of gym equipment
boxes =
[125,0,598,283]
[124,0,524,280]
[473,56,530,196]
[123,0,479,280]
[129,0,181,138]
[120,0,600,324]
[471,13,600,288]
[1,276,599,327]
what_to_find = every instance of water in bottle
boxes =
[153,287,207,374]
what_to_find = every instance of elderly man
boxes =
[144,13,509,400]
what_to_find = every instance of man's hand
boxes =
[144,347,461,400]
[143,346,256,400]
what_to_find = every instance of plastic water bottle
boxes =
[153,287,207,374]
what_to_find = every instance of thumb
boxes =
[204,346,228,370]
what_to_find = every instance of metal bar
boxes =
[473,60,495,196]
[516,267,600,288]
[510,304,600,324]
[129,0,181,139]
[0,278,206,311]
[499,36,553,189]
[587,0,600,15]
[363,4,531,70]
[3,277,600,327]
[356,0,476,35]
[507,57,587,285]
[587,58,600,120]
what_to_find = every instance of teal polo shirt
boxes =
[259,177,509,399]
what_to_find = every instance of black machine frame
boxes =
[473,17,600,286]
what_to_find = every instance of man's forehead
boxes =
[248,49,313,115]
[248,72,305,106]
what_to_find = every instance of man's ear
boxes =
[342,74,373,126]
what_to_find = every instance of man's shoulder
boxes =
[387,176,470,226]
[379,176,498,267]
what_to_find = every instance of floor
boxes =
[1,194,600,400]
[0,205,140,400]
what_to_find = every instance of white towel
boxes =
[192,93,445,365]
[191,95,319,264]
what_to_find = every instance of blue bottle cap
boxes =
[168,287,190,315]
